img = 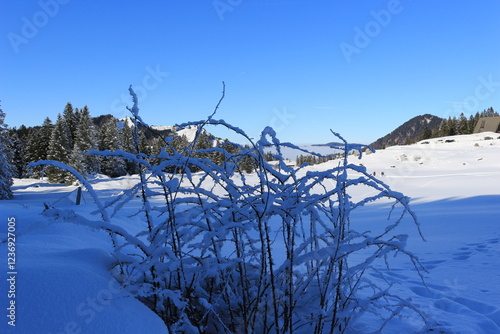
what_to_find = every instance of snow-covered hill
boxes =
[175,126,202,142]
[120,116,210,143]
[370,113,443,149]
[350,132,500,201]
[1,132,499,333]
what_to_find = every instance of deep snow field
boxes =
[1,132,500,333]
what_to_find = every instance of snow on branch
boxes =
[28,85,430,333]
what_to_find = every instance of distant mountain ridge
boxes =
[370,114,443,149]
[93,115,206,142]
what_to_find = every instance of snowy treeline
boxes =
[8,103,261,183]
[296,153,338,167]
[427,107,498,140]
[29,87,431,333]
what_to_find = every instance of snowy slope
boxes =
[119,117,135,129]
[176,126,200,142]
[315,132,500,332]
[119,117,203,143]
[270,143,341,161]
[356,132,500,201]
[287,132,500,332]
[0,132,499,333]
[151,125,177,132]
[0,180,168,334]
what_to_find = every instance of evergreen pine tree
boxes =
[483,107,498,117]
[213,139,240,168]
[62,102,78,147]
[238,144,255,173]
[7,128,27,178]
[172,134,189,153]
[138,130,150,157]
[430,126,440,138]
[25,117,53,178]
[24,127,42,177]
[121,123,140,175]
[296,154,302,166]
[458,113,469,135]
[149,137,165,167]
[193,130,213,171]
[71,106,100,176]
[446,117,457,136]
[47,114,73,184]
[99,118,126,177]
[212,139,227,167]
[40,117,54,145]
[420,126,432,140]
[169,134,189,173]
[468,114,478,134]
[0,105,14,199]
[438,119,449,137]
[194,130,213,160]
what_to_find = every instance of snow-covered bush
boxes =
[30,86,429,333]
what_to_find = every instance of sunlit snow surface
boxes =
[1,132,499,333]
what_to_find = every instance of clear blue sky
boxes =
[1,0,499,144]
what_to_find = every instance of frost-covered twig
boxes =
[29,86,427,333]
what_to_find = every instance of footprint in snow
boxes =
[475,244,488,252]
[382,270,410,281]
[417,284,500,330]
[452,297,500,328]
[409,286,439,299]
[452,251,472,261]
[487,238,499,244]
[368,270,409,282]
[421,259,446,270]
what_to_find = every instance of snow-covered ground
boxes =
[1,132,499,333]
[270,143,342,161]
